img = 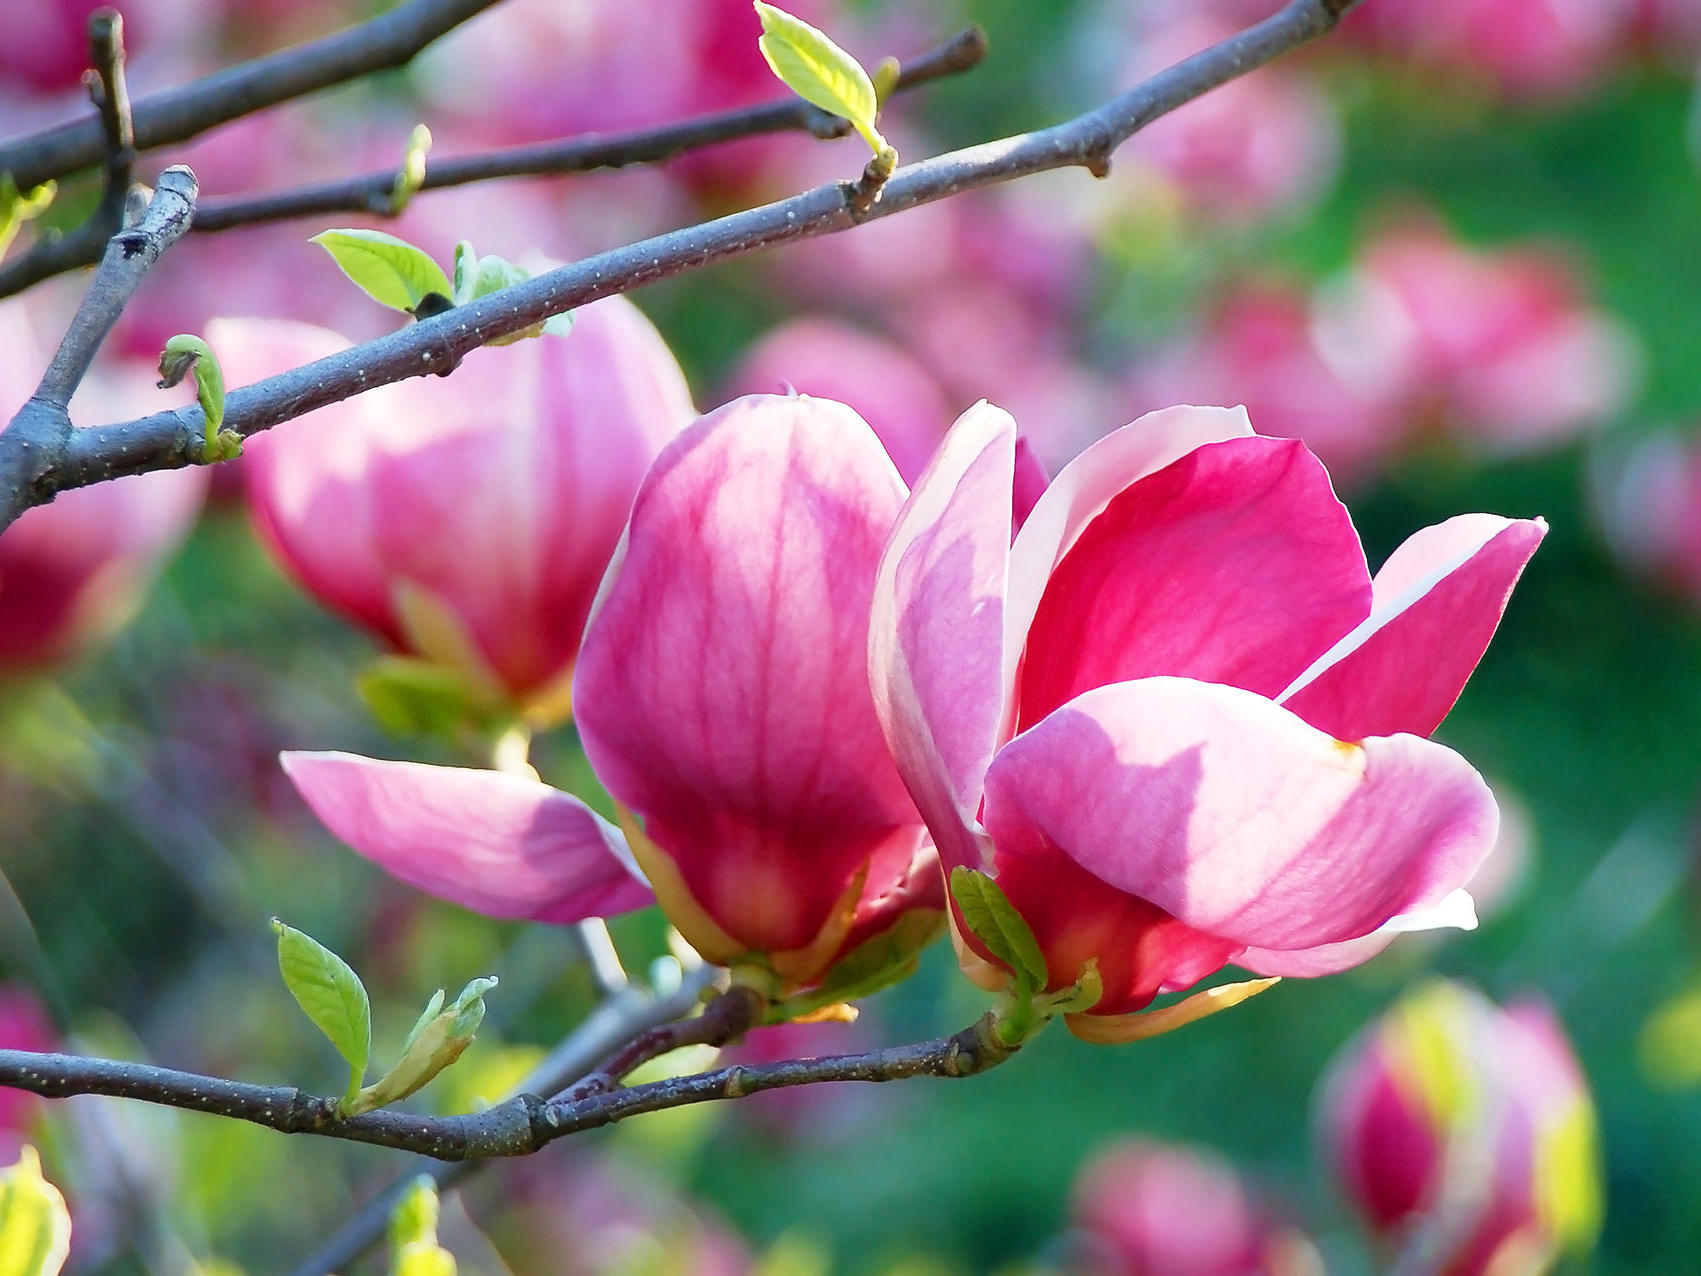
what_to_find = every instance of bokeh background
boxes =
[4,0,1701,1271]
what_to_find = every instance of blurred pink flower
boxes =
[284,394,941,993]
[1590,428,1701,601]
[0,985,55,1162]
[1319,981,1601,1275]
[1,303,207,675]
[870,402,1542,1039]
[1131,278,1412,489]
[1341,0,1633,100]
[1117,12,1340,224]
[220,295,694,719]
[1070,1139,1317,1276]
[1330,221,1636,451]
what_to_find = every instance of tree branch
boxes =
[4,12,146,303]
[0,167,196,520]
[0,24,986,292]
[0,0,1360,533]
[0,1000,1016,1162]
[290,961,722,1276]
[0,0,503,193]
[191,26,988,234]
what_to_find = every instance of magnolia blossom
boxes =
[869,402,1543,1040]
[285,395,939,992]
[222,295,694,723]
[1070,1140,1319,1276]
[1,305,207,674]
[1590,428,1701,602]
[1319,981,1601,1274]
[1327,222,1637,452]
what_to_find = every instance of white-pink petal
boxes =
[869,401,1016,872]
[281,751,652,923]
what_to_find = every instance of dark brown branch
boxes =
[0,0,502,193]
[0,1002,1015,1161]
[0,0,1360,532]
[290,962,722,1276]
[192,26,987,234]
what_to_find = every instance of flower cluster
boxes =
[282,292,1543,1030]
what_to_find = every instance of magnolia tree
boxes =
[0,0,1636,1272]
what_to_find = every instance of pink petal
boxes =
[869,401,1017,873]
[574,394,926,954]
[1004,404,1255,694]
[982,678,1499,952]
[217,318,406,647]
[1014,435,1371,730]
[1279,514,1546,740]
[280,751,652,923]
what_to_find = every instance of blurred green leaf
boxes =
[0,175,56,259]
[389,1178,455,1276]
[309,228,452,314]
[271,918,371,1108]
[0,1147,71,1276]
[357,656,496,739]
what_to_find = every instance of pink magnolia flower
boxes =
[869,401,1544,1040]
[1342,0,1632,100]
[1319,981,1601,1275]
[284,394,939,992]
[1330,222,1636,453]
[1590,428,1701,602]
[220,295,694,724]
[1070,1139,1318,1276]
[1,305,207,675]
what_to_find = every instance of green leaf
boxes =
[0,175,56,260]
[0,1147,71,1276]
[309,228,452,314]
[271,918,372,1108]
[948,867,1048,994]
[753,2,888,156]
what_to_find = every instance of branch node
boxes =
[1083,151,1112,180]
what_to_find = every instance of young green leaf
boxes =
[948,866,1048,994]
[310,228,453,315]
[271,918,372,1108]
[388,123,433,215]
[347,976,496,1116]
[0,1147,71,1276]
[753,2,889,157]
[156,334,238,463]
[0,175,56,260]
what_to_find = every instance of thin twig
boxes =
[0,0,503,193]
[0,0,1361,532]
[290,962,721,1276]
[0,1007,1014,1160]
[191,26,988,234]
[6,12,146,307]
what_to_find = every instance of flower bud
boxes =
[221,296,694,726]
[1319,981,1601,1275]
